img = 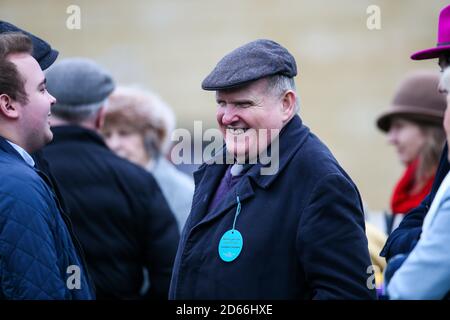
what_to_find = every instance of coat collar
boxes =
[0,135,30,165]
[189,167,256,232]
[246,115,310,189]
[50,125,109,149]
[188,115,310,230]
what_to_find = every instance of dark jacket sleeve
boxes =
[380,143,450,261]
[297,173,376,300]
[137,180,180,299]
[0,194,69,299]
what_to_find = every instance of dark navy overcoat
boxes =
[169,115,376,299]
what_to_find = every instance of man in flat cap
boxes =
[41,58,179,299]
[169,39,376,299]
[0,32,94,299]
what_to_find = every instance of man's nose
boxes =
[49,93,57,105]
[221,106,239,125]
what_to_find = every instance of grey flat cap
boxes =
[45,58,115,106]
[202,39,297,90]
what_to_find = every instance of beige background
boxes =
[1,0,448,212]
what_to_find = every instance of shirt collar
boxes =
[230,163,244,176]
[6,140,35,167]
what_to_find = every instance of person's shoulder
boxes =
[291,131,344,176]
[283,131,359,197]
[0,168,52,223]
[0,158,43,193]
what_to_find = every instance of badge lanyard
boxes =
[218,194,243,262]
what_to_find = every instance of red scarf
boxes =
[390,159,435,215]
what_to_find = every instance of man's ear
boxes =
[95,106,106,130]
[0,94,20,119]
[281,90,296,122]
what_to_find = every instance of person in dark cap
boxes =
[376,71,446,231]
[1,20,70,218]
[0,20,58,70]
[380,4,450,265]
[169,39,376,299]
[0,32,94,299]
[41,57,179,299]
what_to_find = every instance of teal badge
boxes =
[218,229,243,262]
[218,195,243,262]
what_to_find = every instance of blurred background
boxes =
[1,0,447,213]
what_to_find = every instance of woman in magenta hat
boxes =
[381,3,450,267]
[377,70,446,231]
[386,68,450,299]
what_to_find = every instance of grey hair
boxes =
[51,99,106,123]
[266,75,299,113]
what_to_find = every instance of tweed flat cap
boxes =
[45,58,115,106]
[0,20,58,70]
[202,39,297,91]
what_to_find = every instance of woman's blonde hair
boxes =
[103,86,176,157]
[416,125,445,183]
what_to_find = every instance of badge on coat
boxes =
[218,229,243,262]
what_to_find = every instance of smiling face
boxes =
[215,77,294,162]
[8,53,56,153]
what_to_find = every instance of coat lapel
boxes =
[188,162,227,227]
[191,175,255,232]
[247,115,310,189]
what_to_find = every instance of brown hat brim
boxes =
[376,105,445,132]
